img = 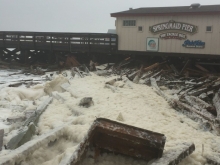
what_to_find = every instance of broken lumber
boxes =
[144,63,160,72]
[133,66,143,84]
[64,118,166,165]
[151,142,195,165]
[0,129,3,151]
[184,96,216,115]
[172,100,216,122]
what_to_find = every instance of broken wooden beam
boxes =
[133,66,143,84]
[151,142,195,165]
[144,63,160,72]
[64,118,166,165]
[0,129,4,151]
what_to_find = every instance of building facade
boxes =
[111,4,220,55]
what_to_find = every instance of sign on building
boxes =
[160,33,186,40]
[147,38,159,51]
[182,40,205,48]
[149,20,198,34]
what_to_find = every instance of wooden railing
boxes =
[0,31,118,53]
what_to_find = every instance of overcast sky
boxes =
[0,0,219,33]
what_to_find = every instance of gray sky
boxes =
[0,0,219,33]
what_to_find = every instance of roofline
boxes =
[111,11,220,17]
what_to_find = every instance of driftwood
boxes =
[0,129,3,151]
[151,142,195,165]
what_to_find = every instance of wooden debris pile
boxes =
[96,57,220,134]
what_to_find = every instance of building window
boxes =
[123,20,136,26]
[138,26,143,32]
[206,26,212,32]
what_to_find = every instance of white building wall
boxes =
[116,14,220,55]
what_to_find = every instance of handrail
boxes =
[0,31,118,52]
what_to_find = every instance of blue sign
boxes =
[182,40,205,48]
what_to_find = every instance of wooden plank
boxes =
[151,142,195,165]
[144,63,160,72]
[0,129,4,151]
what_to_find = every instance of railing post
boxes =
[88,34,91,56]
[68,35,71,52]
[3,32,5,47]
[109,34,112,53]
[33,34,36,50]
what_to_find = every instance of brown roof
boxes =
[111,5,220,17]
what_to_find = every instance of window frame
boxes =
[206,26,213,33]
[123,20,136,27]
[138,26,143,32]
